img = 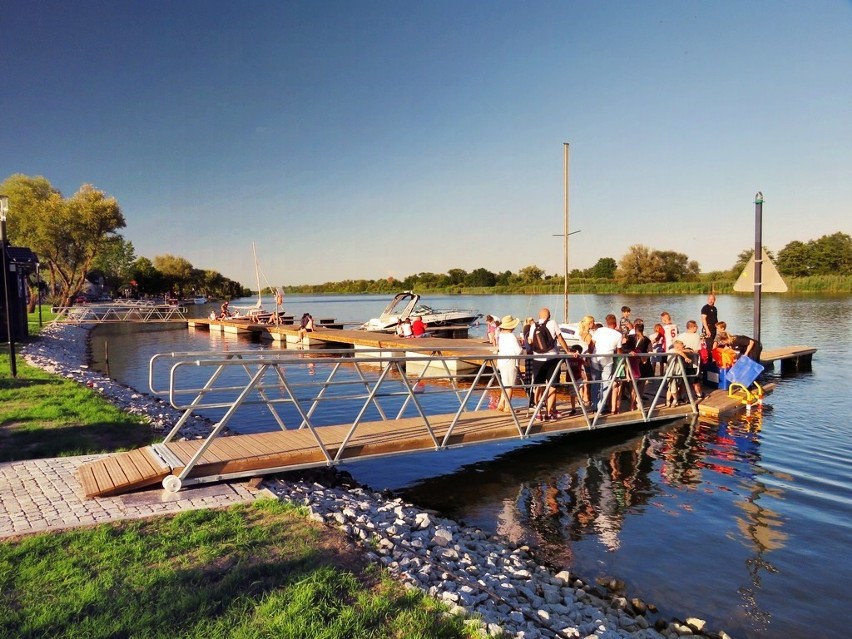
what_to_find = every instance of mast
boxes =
[252,242,262,308]
[563,142,570,323]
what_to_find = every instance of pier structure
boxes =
[78,346,776,499]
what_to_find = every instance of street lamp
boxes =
[0,194,16,377]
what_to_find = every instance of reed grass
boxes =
[0,499,472,639]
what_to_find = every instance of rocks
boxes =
[21,323,216,440]
[264,478,684,639]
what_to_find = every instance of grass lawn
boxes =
[0,499,473,639]
[0,307,158,462]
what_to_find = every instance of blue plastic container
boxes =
[727,356,764,388]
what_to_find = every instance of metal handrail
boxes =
[149,347,700,490]
[53,302,188,323]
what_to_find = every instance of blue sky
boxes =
[1,1,850,287]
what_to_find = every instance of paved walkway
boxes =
[0,454,267,539]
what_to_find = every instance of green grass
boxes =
[0,499,472,639]
[0,307,157,461]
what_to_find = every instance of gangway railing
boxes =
[147,347,700,492]
[53,301,188,323]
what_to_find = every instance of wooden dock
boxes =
[760,345,816,374]
[77,381,773,499]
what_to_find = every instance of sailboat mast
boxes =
[563,142,570,324]
[252,242,262,308]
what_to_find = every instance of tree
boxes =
[616,245,665,284]
[518,265,545,283]
[446,268,468,285]
[653,250,700,281]
[153,254,194,297]
[0,176,127,306]
[129,257,166,296]
[586,257,617,279]
[466,268,497,287]
[91,235,137,294]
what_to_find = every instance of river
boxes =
[89,293,851,639]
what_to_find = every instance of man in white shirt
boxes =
[592,314,624,413]
[674,320,703,399]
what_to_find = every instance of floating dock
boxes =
[77,345,781,499]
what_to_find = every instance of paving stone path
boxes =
[0,454,263,539]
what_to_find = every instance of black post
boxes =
[753,192,763,345]
[1,234,16,378]
[37,264,42,327]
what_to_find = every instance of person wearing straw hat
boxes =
[496,315,522,413]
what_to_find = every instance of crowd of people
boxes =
[490,294,763,420]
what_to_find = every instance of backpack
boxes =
[530,321,556,354]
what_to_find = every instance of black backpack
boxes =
[530,321,556,353]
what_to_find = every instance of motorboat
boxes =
[360,291,481,332]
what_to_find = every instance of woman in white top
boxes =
[496,315,523,413]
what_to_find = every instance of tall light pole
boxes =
[0,194,16,377]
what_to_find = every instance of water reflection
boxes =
[400,410,793,632]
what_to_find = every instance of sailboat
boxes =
[227,244,285,323]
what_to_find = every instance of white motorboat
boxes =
[360,291,481,332]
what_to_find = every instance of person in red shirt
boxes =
[411,316,426,337]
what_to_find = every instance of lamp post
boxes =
[0,194,16,377]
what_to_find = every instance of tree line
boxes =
[1,174,248,306]
[3,172,848,303]
[286,234,850,294]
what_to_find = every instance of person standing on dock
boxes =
[591,314,624,414]
[495,315,522,413]
[701,294,718,348]
[529,307,572,420]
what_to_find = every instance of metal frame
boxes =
[147,346,700,491]
[53,302,188,323]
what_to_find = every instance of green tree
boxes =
[616,245,665,284]
[586,257,617,279]
[466,268,497,287]
[518,265,545,283]
[446,268,468,285]
[1,176,126,306]
[91,236,137,294]
[129,257,166,296]
[153,254,194,297]
[653,250,701,281]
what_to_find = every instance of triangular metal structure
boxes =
[734,248,788,293]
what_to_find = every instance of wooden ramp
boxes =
[78,404,700,499]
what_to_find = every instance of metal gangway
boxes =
[78,347,702,497]
[54,301,189,324]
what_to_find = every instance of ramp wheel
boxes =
[162,475,182,493]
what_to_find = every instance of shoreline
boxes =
[18,323,725,639]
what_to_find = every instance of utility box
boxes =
[0,244,39,342]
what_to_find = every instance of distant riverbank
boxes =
[283,274,851,296]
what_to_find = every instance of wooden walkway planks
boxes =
[78,400,702,498]
[78,447,169,498]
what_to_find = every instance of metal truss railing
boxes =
[53,302,188,323]
[148,346,700,491]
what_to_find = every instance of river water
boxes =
[89,293,851,639]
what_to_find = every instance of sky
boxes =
[1,1,850,287]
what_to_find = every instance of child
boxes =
[566,344,586,415]
[665,339,690,407]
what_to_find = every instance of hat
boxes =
[500,315,520,330]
